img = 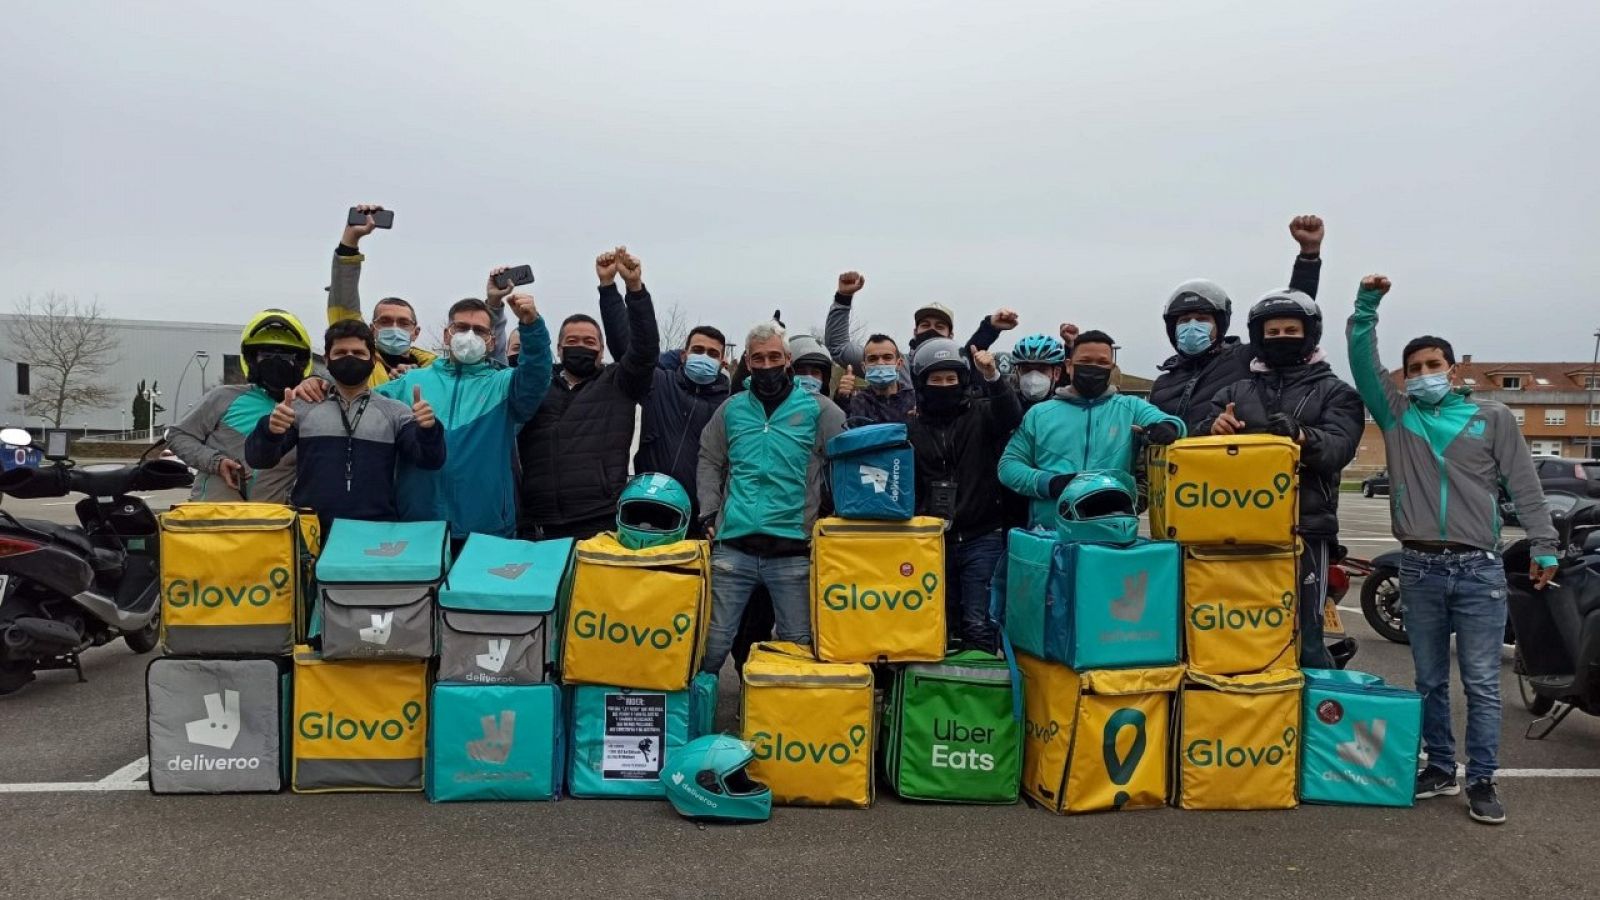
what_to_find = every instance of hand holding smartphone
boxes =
[493,265,535,290]
[347,207,395,229]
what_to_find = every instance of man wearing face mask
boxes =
[907,338,1021,650]
[786,334,836,399]
[1203,290,1365,670]
[632,325,731,533]
[517,247,660,542]
[696,323,846,675]
[1009,333,1069,408]
[246,321,445,532]
[1151,215,1328,434]
[833,334,917,425]
[362,293,550,540]
[824,271,1015,389]
[1347,275,1556,825]
[169,309,314,502]
[999,330,1186,527]
[328,204,438,385]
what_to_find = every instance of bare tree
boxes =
[5,293,122,427]
[658,300,690,351]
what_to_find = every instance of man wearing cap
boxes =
[824,271,1017,388]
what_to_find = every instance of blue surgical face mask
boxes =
[1175,320,1214,356]
[683,353,720,385]
[865,364,899,387]
[375,327,413,356]
[1405,373,1451,405]
[794,374,823,395]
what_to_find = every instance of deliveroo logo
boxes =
[476,638,511,673]
[364,541,408,558]
[1336,719,1387,770]
[359,612,394,645]
[572,611,694,650]
[821,572,939,613]
[1186,725,1298,769]
[186,690,242,750]
[751,724,868,766]
[1110,573,1148,623]
[467,711,516,765]
[489,563,531,580]
[1173,473,1293,511]
[165,566,291,609]
[859,464,889,493]
[1101,708,1147,810]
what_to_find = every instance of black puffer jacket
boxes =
[907,377,1023,539]
[518,285,658,531]
[1199,358,1365,540]
[1152,254,1323,433]
[634,350,730,518]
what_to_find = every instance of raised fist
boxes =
[615,246,643,291]
[596,250,619,286]
[837,271,866,297]
[1060,322,1080,348]
[1289,214,1324,256]
[990,308,1020,332]
[508,292,539,325]
[1360,274,1392,296]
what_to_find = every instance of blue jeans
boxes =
[701,545,811,674]
[947,531,1004,651]
[1400,547,1508,782]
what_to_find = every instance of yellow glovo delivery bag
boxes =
[560,533,709,691]
[1178,668,1303,810]
[1148,434,1299,546]
[742,642,875,808]
[159,503,321,656]
[291,645,428,793]
[1183,544,1301,675]
[1018,654,1183,814]
[810,517,946,663]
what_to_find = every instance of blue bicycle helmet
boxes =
[660,734,772,823]
[1011,333,1067,365]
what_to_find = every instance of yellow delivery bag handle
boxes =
[1178,669,1303,810]
[1149,435,1300,546]
[741,642,875,808]
[561,533,709,691]
[1183,544,1300,676]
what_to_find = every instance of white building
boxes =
[0,315,246,435]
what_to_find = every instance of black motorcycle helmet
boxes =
[1162,279,1232,352]
[1246,289,1322,357]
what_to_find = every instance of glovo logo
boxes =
[1024,717,1062,745]
[1189,598,1292,632]
[821,572,939,613]
[1185,725,1298,769]
[1172,473,1293,511]
[751,724,868,766]
[1102,707,1148,809]
[166,566,292,608]
[571,610,693,650]
[298,700,423,743]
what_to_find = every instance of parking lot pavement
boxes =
[3,495,1596,897]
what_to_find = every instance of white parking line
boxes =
[98,756,149,785]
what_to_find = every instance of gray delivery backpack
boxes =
[146,657,288,794]
[437,534,574,685]
[314,519,450,659]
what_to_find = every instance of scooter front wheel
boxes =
[1514,647,1555,715]
[123,618,159,655]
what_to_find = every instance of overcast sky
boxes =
[2,1,1595,378]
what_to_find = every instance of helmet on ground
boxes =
[1010,333,1066,365]
[239,309,314,385]
[786,333,832,372]
[909,337,967,384]
[1163,280,1233,353]
[660,734,772,823]
[616,473,692,550]
[1055,469,1139,547]
[1246,289,1322,356]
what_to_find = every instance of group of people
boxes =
[167,208,1558,825]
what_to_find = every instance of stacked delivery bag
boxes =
[148,502,321,794]
[562,532,717,799]
[428,534,572,802]
[742,642,875,808]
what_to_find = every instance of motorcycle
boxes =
[1502,491,1600,739]
[0,427,192,694]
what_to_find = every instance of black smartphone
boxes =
[347,207,395,229]
[493,265,536,290]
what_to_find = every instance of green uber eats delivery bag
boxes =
[566,673,718,799]
[882,650,1022,804]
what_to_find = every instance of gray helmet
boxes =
[910,336,966,384]
[1163,279,1233,350]
[786,333,832,371]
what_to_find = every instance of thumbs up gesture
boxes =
[970,344,998,380]
[269,389,296,435]
[411,385,436,429]
[1211,401,1246,435]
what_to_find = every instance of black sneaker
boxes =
[1414,765,1461,799]
[1467,778,1506,824]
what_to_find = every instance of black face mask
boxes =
[749,365,791,399]
[909,329,939,352]
[327,356,375,387]
[1260,337,1307,368]
[506,353,519,368]
[562,346,601,378]
[1070,363,1112,399]
[251,352,303,396]
[918,385,968,418]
